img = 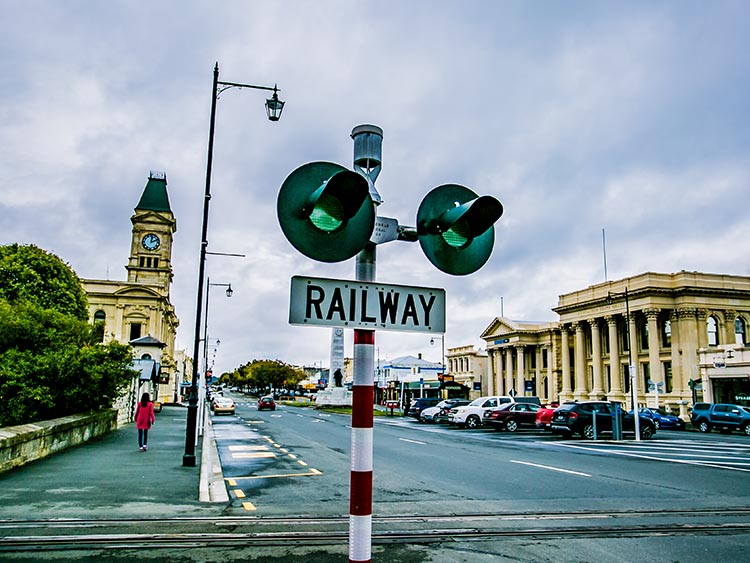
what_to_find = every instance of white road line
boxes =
[399,438,427,445]
[509,460,591,477]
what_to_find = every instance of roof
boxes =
[135,174,172,213]
[129,334,166,347]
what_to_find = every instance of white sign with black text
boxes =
[289,275,445,333]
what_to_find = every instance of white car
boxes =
[448,396,514,428]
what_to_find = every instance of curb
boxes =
[199,403,229,503]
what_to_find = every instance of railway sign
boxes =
[289,275,445,333]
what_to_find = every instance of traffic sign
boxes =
[289,275,445,333]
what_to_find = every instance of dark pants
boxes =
[138,429,149,447]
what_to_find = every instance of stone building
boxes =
[446,345,488,399]
[481,271,750,418]
[82,173,180,408]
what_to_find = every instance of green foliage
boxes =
[0,245,136,427]
[224,359,305,392]
[0,244,88,320]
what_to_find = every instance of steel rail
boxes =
[2,522,750,552]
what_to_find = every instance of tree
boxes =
[231,359,305,393]
[0,244,88,320]
[0,244,136,426]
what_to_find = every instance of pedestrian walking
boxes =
[135,392,156,451]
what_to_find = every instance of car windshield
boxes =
[468,397,487,407]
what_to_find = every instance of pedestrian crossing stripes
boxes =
[551,439,750,472]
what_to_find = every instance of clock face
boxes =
[141,233,161,251]
[334,328,343,336]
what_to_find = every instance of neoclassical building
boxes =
[481,272,750,418]
[446,345,488,399]
[82,173,180,408]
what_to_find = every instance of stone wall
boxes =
[0,409,118,474]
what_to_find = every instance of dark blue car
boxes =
[633,407,686,430]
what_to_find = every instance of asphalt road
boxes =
[219,392,750,519]
[3,391,749,562]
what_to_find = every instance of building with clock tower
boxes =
[82,172,181,420]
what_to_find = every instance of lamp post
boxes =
[183,63,285,467]
[430,335,445,376]
[607,288,641,441]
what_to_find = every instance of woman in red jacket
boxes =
[135,392,156,451]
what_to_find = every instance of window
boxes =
[93,310,106,343]
[735,317,748,346]
[707,316,719,346]
[642,363,650,392]
[620,319,630,352]
[664,361,673,393]
[602,328,610,354]
[130,322,142,341]
[622,364,630,393]
[639,320,649,351]
[661,318,672,348]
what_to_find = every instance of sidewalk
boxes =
[0,404,225,520]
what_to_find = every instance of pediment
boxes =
[114,285,162,298]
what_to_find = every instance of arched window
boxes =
[93,310,106,342]
[735,317,748,346]
[707,316,719,346]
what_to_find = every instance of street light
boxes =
[430,335,445,375]
[606,287,641,441]
[183,63,285,467]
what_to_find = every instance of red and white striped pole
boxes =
[349,125,382,562]
[349,328,374,562]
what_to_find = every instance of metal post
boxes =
[183,63,219,467]
[348,125,382,563]
[625,288,641,441]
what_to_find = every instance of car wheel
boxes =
[506,419,519,432]
[581,424,595,439]
[743,424,750,436]
[466,415,481,429]
[640,425,654,440]
[698,421,711,433]
[654,420,660,430]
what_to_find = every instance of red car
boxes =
[258,396,276,411]
[535,403,560,430]
[484,402,541,432]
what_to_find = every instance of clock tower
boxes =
[126,171,177,289]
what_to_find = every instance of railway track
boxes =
[2,508,750,551]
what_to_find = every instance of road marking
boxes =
[233,452,277,459]
[233,489,246,498]
[227,479,237,486]
[312,419,326,423]
[242,502,257,511]
[399,438,427,445]
[228,445,269,451]
[246,421,265,424]
[279,448,289,453]
[297,460,308,467]
[287,453,297,459]
[509,460,591,477]
[228,468,322,480]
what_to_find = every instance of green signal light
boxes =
[310,194,345,232]
[442,219,470,248]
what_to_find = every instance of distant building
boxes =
[481,271,750,418]
[446,345,488,399]
[82,173,182,411]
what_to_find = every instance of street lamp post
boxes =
[183,63,284,467]
[607,287,641,441]
[430,335,445,376]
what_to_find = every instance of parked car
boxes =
[551,401,656,439]
[690,402,750,434]
[258,396,277,411]
[212,397,235,415]
[407,397,441,419]
[448,396,514,429]
[633,407,686,430]
[419,399,470,423]
[535,403,561,430]
[484,402,542,432]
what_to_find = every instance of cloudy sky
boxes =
[2,1,748,376]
